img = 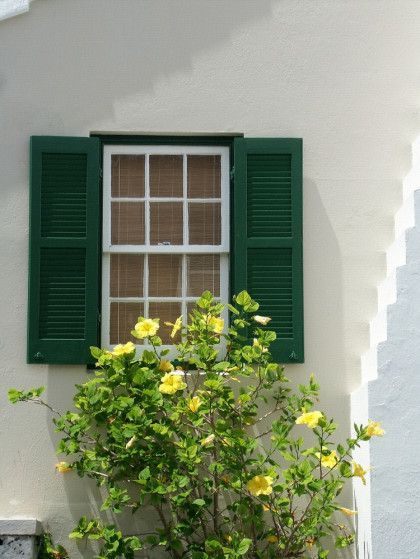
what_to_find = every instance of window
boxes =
[102,146,229,353]
[27,135,303,365]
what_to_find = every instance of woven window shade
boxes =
[150,202,183,245]
[111,155,145,197]
[149,255,182,297]
[187,155,221,198]
[110,254,144,297]
[150,155,183,197]
[188,202,221,245]
[111,202,145,244]
[110,302,143,344]
[187,254,220,296]
[149,302,182,344]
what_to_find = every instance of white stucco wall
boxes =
[0,0,31,22]
[1,0,420,556]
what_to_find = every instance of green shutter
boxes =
[233,138,303,363]
[28,136,101,364]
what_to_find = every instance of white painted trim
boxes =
[105,245,229,254]
[101,253,111,351]
[104,145,227,156]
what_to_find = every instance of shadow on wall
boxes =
[301,178,345,402]
[0,0,276,185]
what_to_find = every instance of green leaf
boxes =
[90,346,102,359]
[235,291,252,307]
[68,531,84,540]
[7,389,22,403]
[237,538,252,555]
[213,361,231,372]
[142,350,157,364]
[193,498,206,507]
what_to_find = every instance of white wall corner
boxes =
[0,0,32,22]
[352,134,420,559]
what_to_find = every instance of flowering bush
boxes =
[9,291,383,559]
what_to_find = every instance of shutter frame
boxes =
[232,138,303,363]
[28,136,101,364]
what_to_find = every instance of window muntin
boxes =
[102,145,230,353]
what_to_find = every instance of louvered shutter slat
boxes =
[233,138,303,363]
[28,136,101,364]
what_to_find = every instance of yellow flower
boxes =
[111,341,136,356]
[55,461,72,473]
[208,315,224,334]
[246,475,274,496]
[200,434,216,447]
[253,338,268,353]
[165,316,182,338]
[295,411,323,429]
[339,507,358,516]
[188,396,202,413]
[225,535,232,543]
[316,450,338,469]
[125,435,137,449]
[253,315,272,325]
[159,360,174,373]
[133,318,159,339]
[306,538,316,549]
[266,535,278,543]
[158,373,187,395]
[352,462,368,485]
[366,420,385,437]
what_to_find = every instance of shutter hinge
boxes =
[230,166,235,181]
[289,350,298,361]
[99,168,103,179]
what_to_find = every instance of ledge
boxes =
[0,520,42,536]
[0,0,31,22]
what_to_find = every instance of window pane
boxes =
[111,155,145,198]
[149,255,182,297]
[149,302,182,344]
[187,155,221,198]
[110,254,144,297]
[110,302,143,345]
[111,202,145,244]
[150,155,183,198]
[187,255,220,296]
[150,202,183,245]
[188,202,221,245]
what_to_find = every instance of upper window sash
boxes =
[103,145,230,253]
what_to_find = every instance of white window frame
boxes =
[102,145,230,357]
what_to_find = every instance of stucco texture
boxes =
[1,0,419,557]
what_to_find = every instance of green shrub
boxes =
[10,291,383,559]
